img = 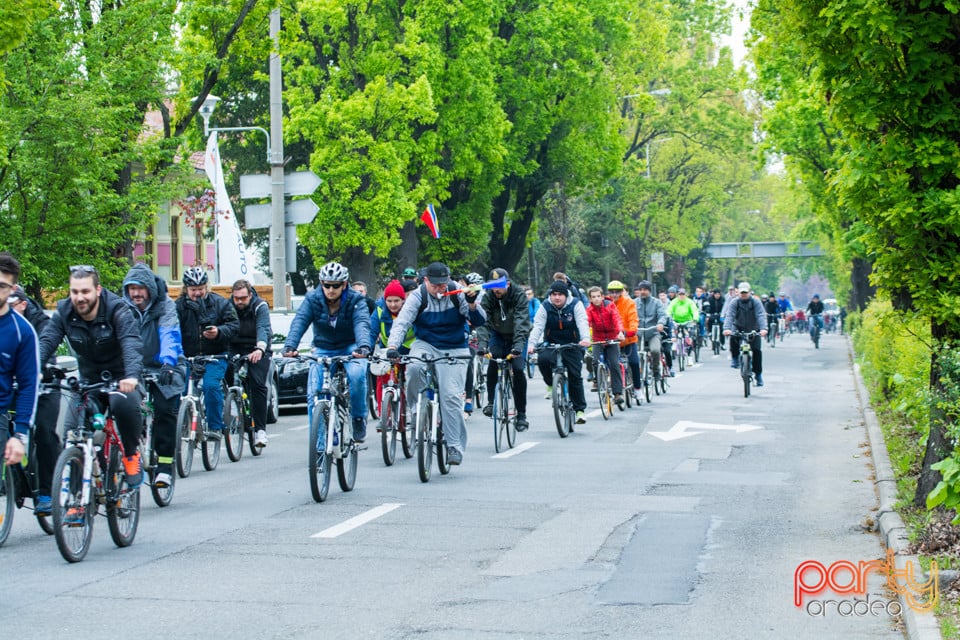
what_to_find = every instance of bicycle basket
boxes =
[369,348,391,376]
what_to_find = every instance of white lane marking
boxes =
[311,503,404,539]
[648,420,763,442]
[492,441,539,459]
[585,409,601,419]
[288,425,309,432]
[268,433,282,439]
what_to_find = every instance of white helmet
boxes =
[319,262,349,282]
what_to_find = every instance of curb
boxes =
[848,338,943,640]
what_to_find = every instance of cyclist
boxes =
[606,280,640,403]
[528,280,591,424]
[175,266,239,439]
[477,268,532,431]
[283,262,371,445]
[8,284,59,512]
[229,279,273,448]
[370,279,414,414]
[703,288,726,349]
[667,288,699,367]
[763,293,780,339]
[39,265,144,486]
[400,267,420,291]
[122,263,185,489]
[723,282,768,386]
[586,286,625,406]
[666,285,679,303]
[525,285,541,325]
[0,252,38,469]
[551,271,589,308]
[385,262,486,465]
[693,286,708,342]
[806,294,825,342]
[634,280,667,381]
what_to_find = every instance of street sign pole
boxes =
[269,8,288,311]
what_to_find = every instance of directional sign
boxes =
[245,199,320,230]
[647,420,763,442]
[240,171,322,200]
[244,204,272,230]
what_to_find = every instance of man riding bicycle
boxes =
[528,280,591,424]
[634,280,668,380]
[229,279,273,448]
[122,262,185,489]
[763,293,780,338]
[283,262,371,445]
[606,280,640,402]
[703,289,726,349]
[39,265,145,486]
[723,282,768,387]
[667,288,699,363]
[806,294,825,342]
[386,261,486,465]
[175,266,239,439]
[477,268,531,432]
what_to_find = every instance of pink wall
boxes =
[182,244,196,267]
[157,244,171,267]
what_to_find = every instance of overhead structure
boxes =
[704,242,824,259]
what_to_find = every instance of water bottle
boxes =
[92,412,106,430]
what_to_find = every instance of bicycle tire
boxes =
[437,422,451,475]
[526,356,535,379]
[493,381,506,453]
[641,358,653,403]
[366,370,381,420]
[0,460,14,546]
[417,402,433,483]
[106,445,139,548]
[52,446,93,563]
[813,327,820,349]
[201,428,220,472]
[693,334,701,362]
[223,390,244,463]
[598,364,612,420]
[380,389,398,466]
[621,364,633,409]
[504,379,516,449]
[149,459,175,508]
[677,337,686,372]
[741,353,752,398]
[337,411,358,492]
[308,403,332,502]
[553,372,569,438]
[175,401,195,478]
[400,394,414,459]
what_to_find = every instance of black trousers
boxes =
[35,388,61,495]
[485,336,527,414]
[729,333,763,375]
[228,354,271,432]
[64,387,143,458]
[537,345,586,412]
[149,382,181,463]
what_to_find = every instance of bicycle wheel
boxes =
[693,334,701,362]
[553,373,570,438]
[150,457,175,508]
[622,364,634,408]
[504,378,516,449]
[741,353,752,398]
[337,413,358,492]
[677,338,686,372]
[175,401,195,478]
[526,354,536,379]
[813,327,820,349]
[201,428,220,472]
[597,365,612,420]
[437,422,451,476]
[308,403,332,502]
[643,362,653,403]
[400,394,414,459]
[658,356,668,394]
[106,445,139,548]
[0,460,14,546]
[380,389,398,466]
[52,447,94,563]
[223,390,244,463]
[366,370,380,420]
[493,381,506,453]
[417,401,433,483]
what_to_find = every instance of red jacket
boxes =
[587,299,623,341]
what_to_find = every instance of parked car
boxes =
[271,312,313,406]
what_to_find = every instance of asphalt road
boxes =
[1,329,906,639]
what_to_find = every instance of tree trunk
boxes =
[849,257,875,311]
[914,320,956,507]
[343,246,377,295]
[395,220,419,277]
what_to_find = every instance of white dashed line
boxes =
[492,442,539,459]
[311,503,404,539]
[288,425,309,432]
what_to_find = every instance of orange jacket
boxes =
[613,294,638,346]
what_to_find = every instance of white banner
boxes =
[204,132,250,283]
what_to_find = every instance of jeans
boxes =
[621,342,640,390]
[307,345,367,447]
[485,333,527,414]
[201,357,228,432]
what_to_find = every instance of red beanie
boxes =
[383,279,406,300]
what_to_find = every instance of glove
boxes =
[464,292,478,304]
[476,348,488,357]
[159,365,176,386]
[386,348,401,361]
[625,330,636,338]
[509,348,522,358]
[355,345,371,357]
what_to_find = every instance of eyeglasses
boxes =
[69,265,98,275]
[0,282,12,291]
[321,282,344,290]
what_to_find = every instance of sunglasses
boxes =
[69,264,98,275]
[321,282,344,290]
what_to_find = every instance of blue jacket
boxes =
[0,309,39,436]
[284,286,371,353]
[387,282,485,350]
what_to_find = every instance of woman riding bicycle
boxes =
[585,286,625,406]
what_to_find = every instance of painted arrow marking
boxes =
[647,420,763,442]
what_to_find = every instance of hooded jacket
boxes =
[122,263,185,399]
[39,288,143,384]
[230,288,272,354]
[476,284,531,352]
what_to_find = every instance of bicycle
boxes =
[590,340,618,420]
[766,314,778,348]
[526,348,538,379]
[50,375,140,563]
[657,337,671,395]
[139,372,175,508]
[370,355,412,466]
[176,355,225,478]
[709,314,722,355]
[470,350,488,411]
[0,380,59,545]
[538,343,582,438]
[366,367,380,421]
[636,331,656,404]
[618,351,637,408]
[809,313,822,349]
[732,330,760,398]
[223,354,260,461]
[400,353,472,482]
[298,354,361,502]
[486,354,517,452]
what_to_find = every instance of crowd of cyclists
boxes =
[0,249,841,557]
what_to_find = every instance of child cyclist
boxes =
[370,280,414,413]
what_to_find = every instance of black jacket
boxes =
[230,290,272,354]
[476,284,531,352]
[39,288,143,383]
[176,291,239,357]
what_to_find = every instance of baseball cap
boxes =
[424,262,451,285]
[738,282,751,293]
[490,267,509,281]
[401,267,417,278]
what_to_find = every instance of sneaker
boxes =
[669,369,676,378]
[123,453,143,489]
[589,384,598,392]
[515,414,529,432]
[352,417,367,444]
[464,401,473,414]
[154,471,173,490]
[254,429,268,447]
[447,447,463,465]
[64,506,86,525]
[482,403,493,417]
[756,374,764,387]
[35,494,52,516]
[544,385,552,399]
[576,411,586,424]
[614,394,624,408]
[730,360,738,369]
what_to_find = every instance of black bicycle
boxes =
[537,343,582,438]
[487,354,517,452]
[139,372,175,507]
[732,330,760,398]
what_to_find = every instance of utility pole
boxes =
[269,8,287,311]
